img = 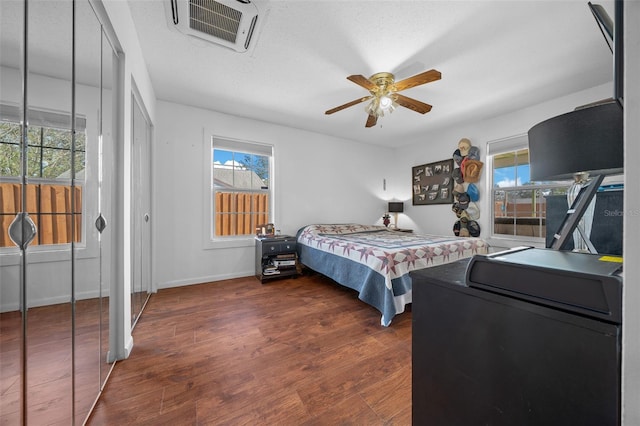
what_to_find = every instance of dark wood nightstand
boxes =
[255,235,301,283]
[392,228,413,233]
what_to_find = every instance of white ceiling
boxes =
[126,0,615,148]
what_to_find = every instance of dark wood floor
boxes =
[1,298,108,425]
[88,273,412,425]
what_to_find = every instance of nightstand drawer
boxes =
[262,240,296,254]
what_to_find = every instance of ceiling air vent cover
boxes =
[168,0,260,52]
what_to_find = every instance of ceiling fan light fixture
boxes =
[365,94,397,118]
[379,95,392,109]
[365,97,380,116]
[326,68,441,127]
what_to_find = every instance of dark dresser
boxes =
[411,250,622,425]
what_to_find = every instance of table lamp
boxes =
[388,201,404,229]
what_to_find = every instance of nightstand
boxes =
[255,235,301,283]
[392,228,413,233]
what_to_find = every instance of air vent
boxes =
[168,0,260,52]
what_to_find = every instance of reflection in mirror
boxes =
[100,10,116,391]
[0,1,25,423]
[0,0,113,423]
[74,0,106,422]
[25,0,74,424]
[131,92,151,328]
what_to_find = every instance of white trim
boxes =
[158,270,254,289]
[123,335,134,359]
[0,244,99,266]
[202,129,274,249]
[0,287,108,312]
[485,133,528,156]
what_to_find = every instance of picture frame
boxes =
[256,223,275,237]
[412,159,454,205]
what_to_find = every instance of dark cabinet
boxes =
[255,235,301,283]
[411,258,621,426]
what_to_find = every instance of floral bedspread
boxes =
[296,223,489,325]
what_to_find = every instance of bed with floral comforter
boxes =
[296,224,489,325]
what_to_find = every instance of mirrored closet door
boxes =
[131,91,151,327]
[0,0,116,423]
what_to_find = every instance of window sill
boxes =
[0,243,97,266]
[485,235,546,250]
[203,236,257,250]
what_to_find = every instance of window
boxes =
[488,135,569,242]
[210,137,272,238]
[0,105,85,247]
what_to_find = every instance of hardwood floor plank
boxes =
[299,394,382,426]
[88,274,412,425]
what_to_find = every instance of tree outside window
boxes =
[0,115,85,247]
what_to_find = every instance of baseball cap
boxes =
[456,192,470,209]
[467,146,480,160]
[467,220,481,237]
[453,149,464,166]
[467,183,480,201]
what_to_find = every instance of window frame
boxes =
[486,134,571,248]
[202,133,274,250]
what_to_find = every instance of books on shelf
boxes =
[275,253,296,259]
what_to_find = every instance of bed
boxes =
[296,224,490,326]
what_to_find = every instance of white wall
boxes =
[153,100,394,288]
[392,83,613,243]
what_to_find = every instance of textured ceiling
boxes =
[126,0,615,148]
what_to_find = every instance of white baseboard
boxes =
[159,270,254,289]
[1,289,110,313]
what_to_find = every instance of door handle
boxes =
[8,213,37,250]
[95,214,107,233]
[144,213,149,223]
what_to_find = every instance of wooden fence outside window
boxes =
[0,182,82,247]
[215,191,268,236]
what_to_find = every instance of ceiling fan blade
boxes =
[347,75,378,92]
[393,69,441,92]
[365,114,378,128]
[325,96,372,115]
[395,94,433,114]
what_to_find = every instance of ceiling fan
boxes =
[325,69,441,128]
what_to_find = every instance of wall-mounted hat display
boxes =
[451,138,482,236]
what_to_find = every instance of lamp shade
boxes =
[388,202,404,213]
[528,100,623,181]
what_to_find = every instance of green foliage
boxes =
[0,122,21,176]
[0,122,86,179]
[242,153,269,187]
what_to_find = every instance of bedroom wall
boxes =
[389,82,614,244]
[153,100,394,289]
[153,82,614,288]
